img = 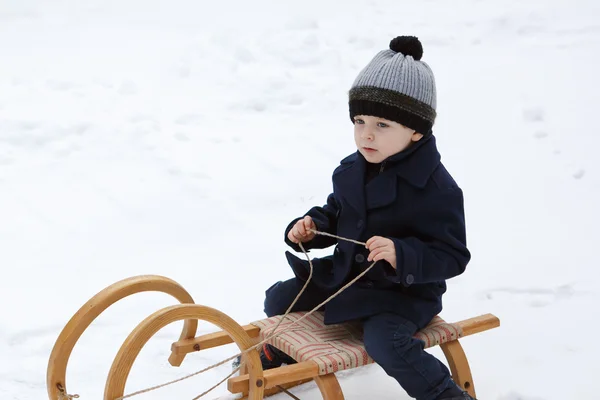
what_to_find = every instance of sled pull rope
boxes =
[115,230,374,400]
[276,385,302,400]
[310,229,366,246]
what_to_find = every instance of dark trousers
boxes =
[264,277,456,400]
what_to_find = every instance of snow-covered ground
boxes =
[1,0,599,399]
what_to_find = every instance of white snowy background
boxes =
[1,0,599,399]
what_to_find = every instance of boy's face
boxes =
[353,115,424,163]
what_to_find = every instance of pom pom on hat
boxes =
[389,36,423,60]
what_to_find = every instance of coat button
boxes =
[355,254,365,263]
[405,274,414,285]
[357,220,364,229]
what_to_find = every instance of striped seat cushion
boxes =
[251,311,463,375]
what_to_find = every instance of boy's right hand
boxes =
[288,216,316,244]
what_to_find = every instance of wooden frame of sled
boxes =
[47,275,500,400]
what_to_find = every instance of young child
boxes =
[261,36,473,400]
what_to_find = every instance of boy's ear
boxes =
[411,132,424,142]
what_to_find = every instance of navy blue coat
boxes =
[283,134,471,329]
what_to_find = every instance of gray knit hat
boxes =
[349,36,437,134]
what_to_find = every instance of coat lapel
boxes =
[365,172,397,210]
[332,152,367,218]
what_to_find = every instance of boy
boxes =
[262,36,473,400]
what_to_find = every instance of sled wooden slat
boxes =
[229,361,318,393]
[171,324,261,355]
[458,313,500,336]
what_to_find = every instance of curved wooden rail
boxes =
[440,341,475,398]
[314,374,344,399]
[47,275,197,400]
[104,303,265,400]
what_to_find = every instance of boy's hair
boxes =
[349,36,437,134]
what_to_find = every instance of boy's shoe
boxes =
[438,391,476,400]
[231,344,297,372]
[231,355,242,371]
[436,384,477,400]
[261,343,297,369]
[444,393,476,400]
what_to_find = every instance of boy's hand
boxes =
[288,216,317,244]
[366,236,397,269]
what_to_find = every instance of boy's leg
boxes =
[259,277,332,369]
[263,277,331,317]
[362,313,468,400]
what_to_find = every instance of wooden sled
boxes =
[47,275,500,400]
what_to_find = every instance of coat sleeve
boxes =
[284,192,339,252]
[385,187,471,285]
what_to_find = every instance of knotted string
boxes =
[57,383,80,399]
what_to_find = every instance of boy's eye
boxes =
[377,122,389,128]
[354,118,364,124]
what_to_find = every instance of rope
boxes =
[276,385,302,400]
[266,228,365,337]
[111,229,374,400]
[191,366,241,400]
[57,384,80,399]
[311,229,367,246]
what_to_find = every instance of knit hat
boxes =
[349,36,437,134]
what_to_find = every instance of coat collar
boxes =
[383,134,441,188]
[332,134,441,215]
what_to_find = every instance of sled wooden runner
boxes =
[47,275,500,400]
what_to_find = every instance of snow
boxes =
[1,0,599,399]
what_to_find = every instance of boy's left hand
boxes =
[365,236,397,269]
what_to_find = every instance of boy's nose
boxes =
[361,130,374,140]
